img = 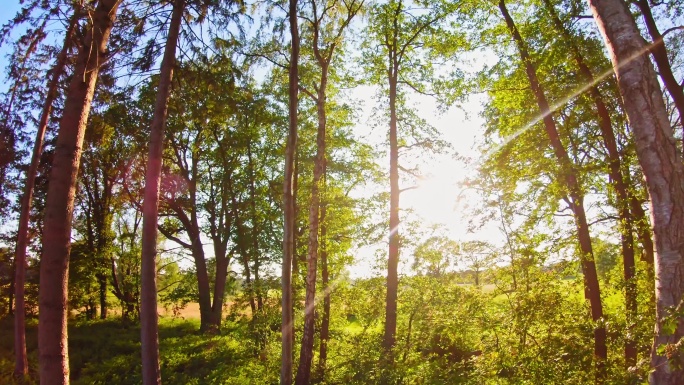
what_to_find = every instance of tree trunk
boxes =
[38,1,119,383]
[499,0,607,379]
[9,272,14,316]
[294,59,328,385]
[384,64,400,355]
[210,248,229,330]
[630,194,655,266]
[14,9,78,378]
[588,1,684,383]
[317,186,330,381]
[541,0,637,366]
[139,1,184,384]
[248,144,264,311]
[230,188,257,316]
[634,0,684,139]
[99,274,107,319]
[190,226,213,332]
[282,0,299,383]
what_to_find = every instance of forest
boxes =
[0,0,683,384]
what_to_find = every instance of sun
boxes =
[403,161,464,226]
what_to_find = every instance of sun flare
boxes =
[403,161,464,226]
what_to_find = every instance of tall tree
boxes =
[139,0,185,384]
[38,0,121,383]
[539,0,638,366]
[294,0,362,383]
[588,0,684,383]
[498,0,607,379]
[362,0,456,357]
[13,6,79,377]
[282,0,299,383]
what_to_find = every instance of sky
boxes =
[0,2,22,73]
[0,0,506,278]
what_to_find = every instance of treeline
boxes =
[0,0,683,384]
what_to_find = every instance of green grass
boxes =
[0,316,279,385]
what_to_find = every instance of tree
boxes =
[294,0,363,383]
[412,234,458,278]
[539,0,640,366]
[588,0,684,383]
[459,240,495,287]
[139,0,185,383]
[497,0,606,377]
[12,6,79,377]
[362,0,458,357]
[38,0,121,383]
[281,0,300,383]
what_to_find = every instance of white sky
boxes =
[346,84,506,278]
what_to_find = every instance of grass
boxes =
[0,315,279,385]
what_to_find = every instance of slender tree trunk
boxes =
[630,194,655,266]
[384,67,400,355]
[291,154,299,362]
[541,0,637,366]
[282,0,299,382]
[140,1,184,384]
[9,272,14,316]
[248,145,264,311]
[589,1,684,383]
[98,274,107,319]
[242,251,257,315]
[38,1,120,383]
[499,1,607,380]
[294,61,328,385]
[14,9,78,378]
[317,181,330,381]
[634,0,684,138]
[230,188,258,316]
[190,225,213,331]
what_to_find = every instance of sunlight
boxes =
[404,161,463,225]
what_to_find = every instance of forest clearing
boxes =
[0,0,683,384]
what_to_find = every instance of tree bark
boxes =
[140,1,184,384]
[588,1,684,383]
[38,1,120,383]
[634,0,684,139]
[282,0,299,383]
[317,183,330,381]
[13,9,78,378]
[499,1,607,380]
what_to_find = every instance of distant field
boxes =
[158,302,202,319]
[73,302,204,320]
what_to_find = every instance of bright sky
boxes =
[347,85,504,278]
[0,1,505,278]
